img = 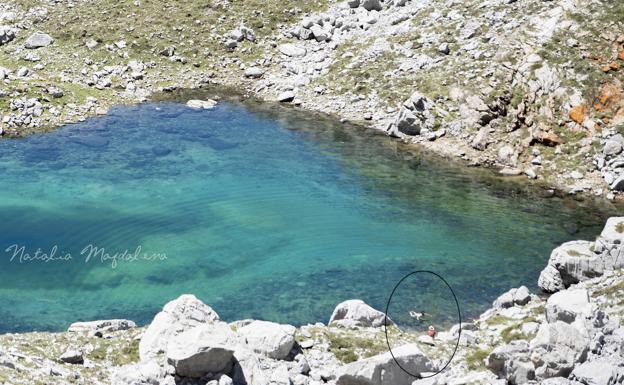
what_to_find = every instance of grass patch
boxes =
[326,331,387,364]
[486,315,514,326]
[592,280,624,298]
[465,348,491,370]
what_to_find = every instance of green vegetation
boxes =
[486,315,514,326]
[465,348,491,370]
[326,330,387,363]
[592,280,624,298]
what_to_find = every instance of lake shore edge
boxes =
[1,217,623,385]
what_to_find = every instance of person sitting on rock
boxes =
[427,325,436,339]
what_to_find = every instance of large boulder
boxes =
[538,217,624,293]
[329,300,392,328]
[24,32,54,49]
[166,322,237,378]
[139,294,220,360]
[545,289,592,324]
[570,358,624,385]
[538,265,566,293]
[68,319,136,333]
[0,26,16,46]
[335,344,434,385]
[493,286,531,309]
[231,345,269,385]
[487,340,534,385]
[387,91,435,137]
[238,320,296,360]
[530,321,589,380]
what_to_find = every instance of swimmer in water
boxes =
[409,311,431,321]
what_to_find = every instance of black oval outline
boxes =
[384,270,462,379]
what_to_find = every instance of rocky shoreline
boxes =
[1,0,624,199]
[1,217,623,385]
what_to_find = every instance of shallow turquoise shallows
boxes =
[0,99,615,332]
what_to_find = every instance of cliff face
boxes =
[0,0,623,196]
[0,218,623,385]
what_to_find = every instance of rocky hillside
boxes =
[0,0,623,197]
[1,218,623,385]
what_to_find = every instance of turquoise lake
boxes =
[0,96,617,333]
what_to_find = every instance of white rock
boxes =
[571,358,623,385]
[278,43,307,57]
[139,294,220,360]
[329,299,391,328]
[60,349,84,364]
[68,319,136,333]
[335,344,433,385]
[24,32,54,49]
[418,335,436,346]
[278,91,295,103]
[244,67,265,78]
[166,323,236,378]
[0,26,16,46]
[238,320,296,360]
[113,360,167,385]
[530,321,589,379]
[310,24,332,42]
[545,289,592,324]
[186,99,218,109]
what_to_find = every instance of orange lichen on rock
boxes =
[569,105,586,124]
[610,63,620,71]
[594,82,624,125]
[619,51,624,61]
[598,84,621,106]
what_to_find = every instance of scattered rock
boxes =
[187,99,218,109]
[278,43,307,58]
[244,67,265,79]
[278,91,295,103]
[59,349,84,365]
[24,32,54,49]
[0,26,16,46]
[361,0,383,11]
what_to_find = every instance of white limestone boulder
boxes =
[335,344,434,385]
[329,299,392,328]
[530,321,589,379]
[545,289,592,324]
[166,322,237,378]
[238,320,296,360]
[139,294,220,360]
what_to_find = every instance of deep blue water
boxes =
[0,99,615,333]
